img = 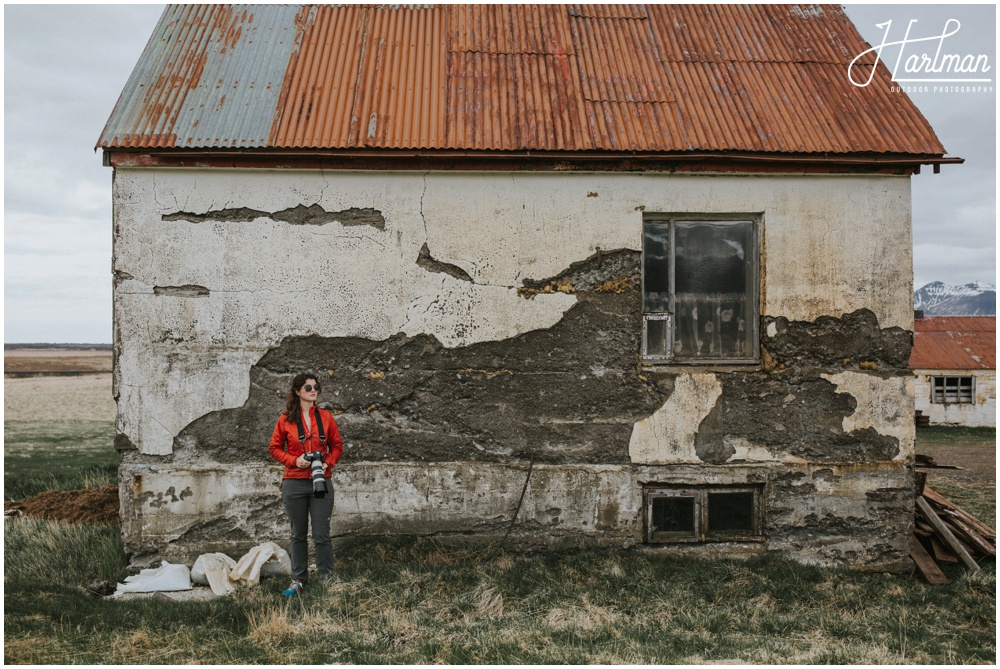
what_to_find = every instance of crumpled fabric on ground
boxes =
[229,541,291,586]
[112,561,191,597]
[191,552,238,596]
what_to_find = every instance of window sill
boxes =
[641,361,762,373]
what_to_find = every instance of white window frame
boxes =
[641,215,761,364]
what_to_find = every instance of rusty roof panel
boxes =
[98,5,307,149]
[274,5,450,149]
[911,317,996,370]
[98,4,948,158]
[568,5,649,20]
[570,11,673,103]
[447,52,590,151]
[648,4,857,64]
[449,5,575,55]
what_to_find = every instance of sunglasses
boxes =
[302,384,320,392]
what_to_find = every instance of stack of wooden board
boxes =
[911,484,996,584]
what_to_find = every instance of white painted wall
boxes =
[112,169,913,456]
[913,369,996,427]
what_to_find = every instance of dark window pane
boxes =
[651,495,695,534]
[707,491,755,533]
[643,221,671,312]
[673,221,754,359]
[645,317,670,357]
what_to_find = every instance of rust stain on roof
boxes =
[98,4,949,159]
[911,317,996,370]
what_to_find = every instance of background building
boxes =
[911,315,996,428]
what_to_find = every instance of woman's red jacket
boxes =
[269,407,343,480]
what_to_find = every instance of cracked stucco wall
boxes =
[113,169,913,457]
[112,168,916,569]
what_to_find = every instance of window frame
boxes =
[931,375,975,404]
[641,214,761,365]
[643,484,765,544]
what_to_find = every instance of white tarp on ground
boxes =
[114,543,292,598]
[230,541,291,585]
[191,543,291,595]
[112,561,191,597]
[191,552,238,596]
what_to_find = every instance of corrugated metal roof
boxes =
[98,4,947,158]
[910,317,996,370]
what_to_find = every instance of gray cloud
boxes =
[843,4,996,289]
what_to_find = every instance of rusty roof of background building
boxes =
[910,316,996,370]
[97,4,949,160]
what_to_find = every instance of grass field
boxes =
[2,375,995,663]
[916,426,996,446]
[3,420,117,501]
[4,507,996,664]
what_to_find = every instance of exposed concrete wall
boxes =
[120,461,912,572]
[112,168,915,570]
[913,369,997,427]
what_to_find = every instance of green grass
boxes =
[3,420,117,501]
[4,481,996,664]
[915,426,996,446]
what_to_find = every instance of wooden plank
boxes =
[937,502,997,542]
[947,507,996,541]
[930,535,959,563]
[923,487,996,539]
[910,536,951,584]
[946,515,996,557]
[916,496,980,571]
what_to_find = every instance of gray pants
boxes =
[281,478,334,583]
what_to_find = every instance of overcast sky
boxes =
[3,4,996,343]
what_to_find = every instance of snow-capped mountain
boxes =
[914,282,996,316]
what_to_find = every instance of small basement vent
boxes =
[644,485,763,544]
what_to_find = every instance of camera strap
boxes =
[295,407,327,450]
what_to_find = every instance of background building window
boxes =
[642,217,759,363]
[644,485,763,544]
[931,376,974,403]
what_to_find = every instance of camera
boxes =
[302,451,328,497]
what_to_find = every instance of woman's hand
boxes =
[322,462,329,473]
[295,455,309,468]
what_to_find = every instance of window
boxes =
[644,485,763,544]
[931,376,974,404]
[642,216,760,363]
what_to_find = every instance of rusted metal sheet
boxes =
[98,5,309,149]
[911,317,996,370]
[97,4,948,159]
[449,4,574,56]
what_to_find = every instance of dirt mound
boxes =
[4,486,120,525]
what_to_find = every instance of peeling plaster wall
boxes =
[112,168,916,570]
[913,369,997,427]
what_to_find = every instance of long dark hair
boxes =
[283,372,321,423]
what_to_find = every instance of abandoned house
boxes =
[911,315,996,428]
[98,4,958,571]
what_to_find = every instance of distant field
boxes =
[4,367,117,500]
[5,347,112,374]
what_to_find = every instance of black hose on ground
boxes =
[480,458,534,563]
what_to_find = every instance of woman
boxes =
[269,372,343,596]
